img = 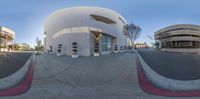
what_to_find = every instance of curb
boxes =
[0,55,35,96]
[136,54,200,96]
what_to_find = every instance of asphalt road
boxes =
[0,52,32,78]
[137,49,200,80]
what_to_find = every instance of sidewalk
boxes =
[1,52,199,99]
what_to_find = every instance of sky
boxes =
[1,0,200,47]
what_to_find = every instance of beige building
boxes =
[154,24,200,52]
[0,26,15,51]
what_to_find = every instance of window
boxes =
[101,34,112,52]
[119,17,125,24]
[159,28,200,35]
[90,14,116,24]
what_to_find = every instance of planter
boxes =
[56,44,63,56]
[49,46,53,54]
[49,52,53,54]
[56,53,63,56]
[72,42,79,58]
[94,53,100,56]
[72,54,79,58]
[120,46,123,52]
[114,44,118,53]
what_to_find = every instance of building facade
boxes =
[135,42,149,49]
[44,7,130,56]
[154,24,200,52]
[0,26,15,51]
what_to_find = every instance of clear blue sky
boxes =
[1,0,200,47]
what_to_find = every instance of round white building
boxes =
[44,7,129,56]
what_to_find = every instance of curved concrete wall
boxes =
[155,24,200,39]
[137,51,200,91]
[155,24,200,35]
[44,7,128,56]
[154,24,200,51]
[0,54,34,90]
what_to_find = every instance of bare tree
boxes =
[148,35,155,48]
[35,37,42,54]
[124,23,141,50]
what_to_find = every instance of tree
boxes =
[35,37,42,54]
[124,23,141,50]
[13,44,20,50]
[148,35,155,48]
[21,43,32,51]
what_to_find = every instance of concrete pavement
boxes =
[1,52,200,99]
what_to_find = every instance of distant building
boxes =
[0,26,15,51]
[12,43,33,51]
[154,24,200,52]
[135,42,149,49]
[44,7,130,56]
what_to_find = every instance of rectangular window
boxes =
[91,14,116,24]
[101,34,112,52]
[119,17,125,24]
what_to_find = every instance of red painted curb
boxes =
[0,56,35,96]
[136,55,200,97]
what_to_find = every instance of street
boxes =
[0,52,32,78]
[138,49,200,80]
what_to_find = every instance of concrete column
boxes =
[178,41,180,47]
[12,40,14,50]
[159,41,162,49]
[170,41,173,48]
[175,41,177,47]
[4,35,7,51]
[190,41,192,46]
[199,42,200,48]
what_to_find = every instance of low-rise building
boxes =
[0,26,15,51]
[154,24,200,52]
[135,42,149,49]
